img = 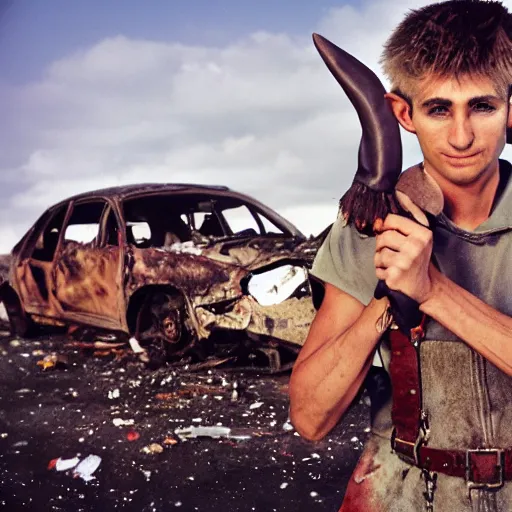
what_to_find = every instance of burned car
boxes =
[0,184,322,371]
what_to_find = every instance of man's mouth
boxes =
[442,151,483,164]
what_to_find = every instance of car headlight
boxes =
[247,264,309,306]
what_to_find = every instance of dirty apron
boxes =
[310,160,512,511]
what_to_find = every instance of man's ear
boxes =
[507,95,512,129]
[384,92,416,134]
[506,90,512,144]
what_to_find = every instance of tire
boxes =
[134,291,194,366]
[0,286,34,338]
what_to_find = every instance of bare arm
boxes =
[420,265,512,375]
[289,282,389,441]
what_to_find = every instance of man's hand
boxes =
[374,213,433,303]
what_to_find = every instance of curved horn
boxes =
[312,33,402,191]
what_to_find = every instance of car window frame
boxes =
[20,202,72,261]
[58,198,121,252]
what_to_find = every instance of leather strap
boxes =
[388,320,512,487]
[388,325,424,461]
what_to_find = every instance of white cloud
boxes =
[2,0,512,253]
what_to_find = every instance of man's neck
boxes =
[425,161,501,231]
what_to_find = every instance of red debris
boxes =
[126,430,140,442]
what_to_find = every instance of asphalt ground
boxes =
[0,330,370,512]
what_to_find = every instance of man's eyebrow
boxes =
[420,95,501,108]
[420,98,451,108]
[468,95,501,106]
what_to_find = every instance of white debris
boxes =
[280,483,289,489]
[192,418,202,423]
[249,402,264,410]
[108,389,120,400]
[310,491,319,498]
[364,427,371,433]
[141,469,152,481]
[73,455,102,482]
[350,436,359,443]
[0,302,8,322]
[168,241,202,256]
[311,453,320,459]
[174,425,251,441]
[128,337,145,354]
[113,418,134,427]
[174,502,183,507]
[55,457,80,472]
[282,421,294,432]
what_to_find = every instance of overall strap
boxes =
[388,317,428,464]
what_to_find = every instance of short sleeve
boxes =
[309,215,378,308]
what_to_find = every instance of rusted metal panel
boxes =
[126,247,246,304]
[246,296,316,346]
[53,241,122,323]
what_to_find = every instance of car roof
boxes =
[65,183,231,202]
[38,183,306,240]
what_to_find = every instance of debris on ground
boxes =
[113,418,135,427]
[174,425,251,441]
[108,388,120,399]
[48,456,80,471]
[64,341,126,350]
[36,353,68,371]
[73,455,102,482]
[126,430,140,442]
[129,337,149,363]
[0,334,371,511]
[48,454,102,482]
[141,443,164,455]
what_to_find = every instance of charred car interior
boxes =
[0,184,323,372]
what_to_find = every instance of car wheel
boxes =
[0,286,35,338]
[134,291,194,366]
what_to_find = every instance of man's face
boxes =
[409,75,510,188]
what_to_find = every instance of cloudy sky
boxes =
[2,0,512,253]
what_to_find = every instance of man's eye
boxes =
[428,106,448,116]
[473,102,495,112]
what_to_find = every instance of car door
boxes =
[15,203,70,321]
[51,200,124,330]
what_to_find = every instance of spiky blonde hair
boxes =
[381,0,512,99]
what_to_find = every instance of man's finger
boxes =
[382,213,424,235]
[375,230,405,252]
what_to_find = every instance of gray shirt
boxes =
[310,159,512,342]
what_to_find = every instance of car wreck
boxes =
[0,184,323,371]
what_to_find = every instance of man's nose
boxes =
[447,116,474,151]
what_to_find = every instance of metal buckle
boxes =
[465,448,504,491]
[391,428,423,466]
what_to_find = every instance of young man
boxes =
[289,1,512,510]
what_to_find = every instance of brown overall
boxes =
[310,160,512,511]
